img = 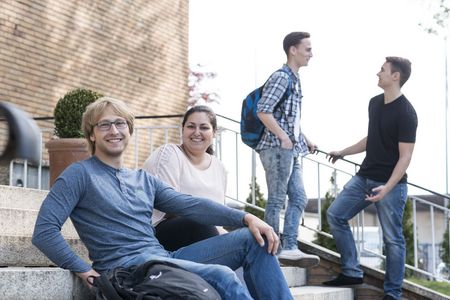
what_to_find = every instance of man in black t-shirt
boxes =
[323,57,418,300]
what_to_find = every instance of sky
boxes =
[189,0,450,196]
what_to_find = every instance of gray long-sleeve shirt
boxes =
[32,156,246,273]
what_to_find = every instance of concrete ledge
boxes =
[0,235,90,266]
[0,185,48,210]
[0,267,92,300]
[0,208,78,237]
[290,286,353,300]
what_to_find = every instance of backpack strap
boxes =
[273,68,294,110]
[92,274,123,300]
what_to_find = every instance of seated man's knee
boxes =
[233,227,253,240]
[232,228,266,250]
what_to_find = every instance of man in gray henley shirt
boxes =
[32,97,294,300]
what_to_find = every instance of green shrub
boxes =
[313,191,337,252]
[244,177,266,220]
[54,88,103,138]
[403,198,416,277]
[441,202,450,267]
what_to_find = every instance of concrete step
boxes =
[282,265,307,287]
[291,286,353,300]
[0,186,352,299]
[0,235,89,267]
[0,267,92,300]
[0,207,78,238]
[0,185,48,210]
[0,266,344,300]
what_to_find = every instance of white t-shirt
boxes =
[143,144,227,226]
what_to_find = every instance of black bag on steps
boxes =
[92,260,221,300]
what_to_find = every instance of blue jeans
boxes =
[259,147,308,249]
[152,228,292,300]
[327,175,407,299]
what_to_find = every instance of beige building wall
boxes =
[0,0,189,169]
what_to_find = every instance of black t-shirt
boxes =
[357,93,418,183]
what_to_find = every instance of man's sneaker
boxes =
[322,273,363,286]
[277,248,320,268]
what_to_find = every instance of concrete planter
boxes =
[46,138,90,187]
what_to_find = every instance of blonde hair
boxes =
[82,96,135,154]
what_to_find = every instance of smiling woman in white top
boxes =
[143,105,227,251]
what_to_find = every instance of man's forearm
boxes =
[384,144,414,192]
[32,221,91,273]
[157,190,247,228]
[341,137,367,156]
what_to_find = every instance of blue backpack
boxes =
[240,69,293,149]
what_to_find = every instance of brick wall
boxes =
[0,0,189,168]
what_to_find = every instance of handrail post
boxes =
[356,213,361,260]
[413,198,418,268]
[164,128,169,144]
[361,211,365,253]
[148,129,153,154]
[9,160,13,186]
[251,150,256,205]
[317,162,322,231]
[23,159,28,188]
[235,134,239,201]
[431,206,436,276]
[134,128,138,168]
[37,131,42,189]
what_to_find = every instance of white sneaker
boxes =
[278,248,320,268]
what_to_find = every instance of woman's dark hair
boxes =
[182,105,217,155]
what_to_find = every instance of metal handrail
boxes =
[6,114,450,282]
[301,149,450,282]
[314,149,450,201]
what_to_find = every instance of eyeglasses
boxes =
[95,120,128,131]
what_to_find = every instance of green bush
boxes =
[54,88,103,138]
[313,191,337,252]
[441,202,450,267]
[244,177,266,220]
[403,198,416,277]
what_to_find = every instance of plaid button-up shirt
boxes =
[255,64,308,157]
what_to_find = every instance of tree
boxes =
[419,0,449,35]
[312,190,337,252]
[402,198,416,277]
[441,202,450,267]
[244,177,266,220]
[313,174,338,251]
[187,64,220,107]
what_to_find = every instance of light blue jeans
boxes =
[259,147,308,250]
[327,175,407,300]
[161,228,293,300]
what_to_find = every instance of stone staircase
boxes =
[0,185,353,299]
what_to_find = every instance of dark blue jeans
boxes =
[327,175,407,299]
[161,228,294,300]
